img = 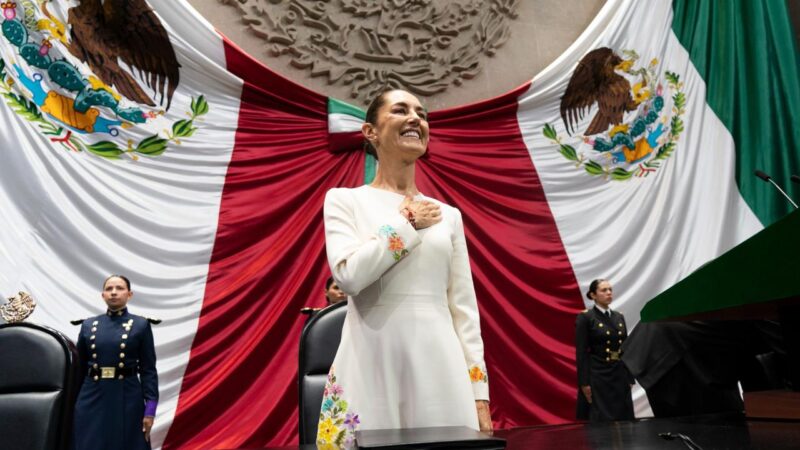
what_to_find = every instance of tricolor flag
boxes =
[0,0,796,448]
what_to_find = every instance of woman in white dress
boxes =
[317,89,492,448]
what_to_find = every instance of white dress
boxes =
[317,185,489,448]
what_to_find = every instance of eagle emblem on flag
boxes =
[543,47,686,180]
[0,0,209,160]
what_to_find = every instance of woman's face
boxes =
[364,90,429,161]
[102,276,132,311]
[325,282,346,304]
[591,281,613,308]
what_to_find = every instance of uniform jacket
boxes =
[72,307,158,450]
[575,306,634,421]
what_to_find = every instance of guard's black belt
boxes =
[88,366,136,379]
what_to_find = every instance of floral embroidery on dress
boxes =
[469,364,489,383]
[378,225,409,261]
[317,368,359,448]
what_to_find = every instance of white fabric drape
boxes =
[516,0,762,416]
[0,1,243,447]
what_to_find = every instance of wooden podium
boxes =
[743,391,800,420]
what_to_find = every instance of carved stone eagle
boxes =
[67,0,180,109]
[560,47,637,136]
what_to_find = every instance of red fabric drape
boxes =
[163,40,365,448]
[164,41,584,448]
[421,92,584,426]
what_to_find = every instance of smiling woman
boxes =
[318,89,492,447]
[361,90,429,162]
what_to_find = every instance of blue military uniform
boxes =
[72,308,158,450]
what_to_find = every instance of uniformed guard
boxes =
[72,275,159,450]
[575,279,635,421]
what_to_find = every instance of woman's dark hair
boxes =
[585,278,607,300]
[103,274,132,290]
[325,276,335,290]
[363,89,398,161]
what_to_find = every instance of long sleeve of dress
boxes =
[324,188,421,296]
[576,313,591,386]
[446,208,489,401]
[140,322,159,416]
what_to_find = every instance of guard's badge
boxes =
[542,48,686,180]
[0,1,209,160]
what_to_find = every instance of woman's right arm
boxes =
[575,313,591,401]
[76,323,87,369]
[324,189,421,296]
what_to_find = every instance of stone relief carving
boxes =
[221,0,518,104]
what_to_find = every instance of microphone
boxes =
[791,174,800,184]
[754,170,798,209]
[659,432,705,450]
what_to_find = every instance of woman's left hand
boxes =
[143,416,154,442]
[476,400,492,433]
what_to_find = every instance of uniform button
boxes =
[122,334,128,339]
[90,335,96,340]
[91,327,97,332]
[118,375,124,380]
[606,357,610,362]
[92,353,97,359]
[618,331,623,335]
[93,376,99,381]
[598,323,604,328]
[618,340,623,344]
[120,353,125,358]
[606,340,611,344]
[606,348,610,352]
[120,343,126,349]
[91,344,96,349]
[93,363,98,369]
[118,362,125,368]
[92,321,98,326]
[606,331,611,335]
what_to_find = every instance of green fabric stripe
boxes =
[327,97,366,120]
[672,0,800,226]
[364,153,376,184]
[328,97,373,183]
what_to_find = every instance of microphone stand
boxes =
[755,171,798,209]
[658,432,705,450]
[766,178,798,209]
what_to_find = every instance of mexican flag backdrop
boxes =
[0,0,797,447]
